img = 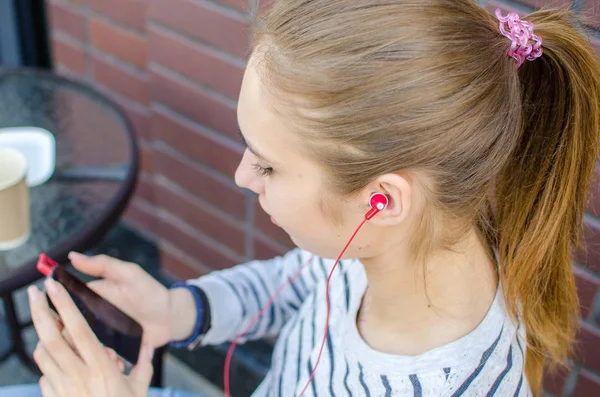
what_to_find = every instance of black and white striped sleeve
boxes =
[187,248,318,345]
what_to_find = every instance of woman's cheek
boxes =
[266,185,296,225]
[265,188,283,218]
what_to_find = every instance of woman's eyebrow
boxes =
[236,128,273,163]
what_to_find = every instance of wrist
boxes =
[167,287,198,342]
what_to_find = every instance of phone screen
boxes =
[46,266,143,365]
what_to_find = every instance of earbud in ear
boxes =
[365,193,389,220]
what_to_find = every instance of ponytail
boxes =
[495,9,600,395]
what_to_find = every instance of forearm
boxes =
[165,249,314,346]
[188,249,315,345]
[167,287,197,342]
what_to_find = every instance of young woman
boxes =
[5,0,600,396]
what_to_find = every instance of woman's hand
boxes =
[68,252,174,348]
[53,314,126,373]
[28,278,155,397]
[104,347,126,374]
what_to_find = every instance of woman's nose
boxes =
[234,150,264,195]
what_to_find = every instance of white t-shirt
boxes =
[190,248,531,396]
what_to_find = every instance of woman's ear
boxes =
[364,174,411,225]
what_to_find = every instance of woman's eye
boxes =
[252,163,273,177]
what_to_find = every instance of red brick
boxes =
[123,199,159,236]
[148,26,244,100]
[575,222,600,273]
[573,369,600,397]
[139,142,155,174]
[253,235,288,260]
[154,178,246,254]
[153,147,246,219]
[90,17,148,69]
[53,93,132,166]
[121,104,152,140]
[574,267,599,319]
[254,200,294,247]
[93,56,150,105]
[215,0,249,13]
[54,64,77,79]
[90,0,147,32]
[151,109,242,177]
[48,3,85,42]
[148,0,249,59]
[150,68,239,139]
[586,171,600,216]
[51,37,86,75]
[583,0,600,29]
[156,212,240,270]
[134,174,154,203]
[574,322,600,373]
[159,241,209,280]
[543,366,570,396]
[257,0,275,14]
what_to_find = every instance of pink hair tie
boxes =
[495,8,543,68]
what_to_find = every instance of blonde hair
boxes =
[250,1,600,394]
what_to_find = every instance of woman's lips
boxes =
[259,198,280,227]
[270,216,280,227]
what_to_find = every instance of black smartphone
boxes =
[37,254,143,365]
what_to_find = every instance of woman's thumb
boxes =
[69,252,119,278]
[129,343,155,392]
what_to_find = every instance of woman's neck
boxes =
[357,227,498,355]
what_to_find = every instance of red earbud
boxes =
[365,193,389,220]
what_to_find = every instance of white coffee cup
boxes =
[0,147,30,250]
[0,126,56,186]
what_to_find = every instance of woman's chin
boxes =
[289,235,339,259]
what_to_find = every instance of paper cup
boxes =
[0,147,30,250]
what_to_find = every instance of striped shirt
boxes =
[190,248,531,396]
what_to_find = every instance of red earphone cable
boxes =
[224,202,380,396]
[296,217,367,397]
[224,255,313,397]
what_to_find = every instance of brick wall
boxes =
[45,0,600,395]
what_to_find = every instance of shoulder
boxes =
[440,291,528,396]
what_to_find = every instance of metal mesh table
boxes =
[0,67,139,376]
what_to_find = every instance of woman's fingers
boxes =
[38,375,58,397]
[52,312,125,373]
[105,347,126,373]
[85,280,122,307]
[43,279,108,367]
[67,252,107,277]
[28,286,82,373]
[49,310,81,357]
[68,252,132,281]
[32,344,61,382]
[105,347,117,361]
[48,310,64,332]
[60,327,82,358]
[48,310,90,364]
